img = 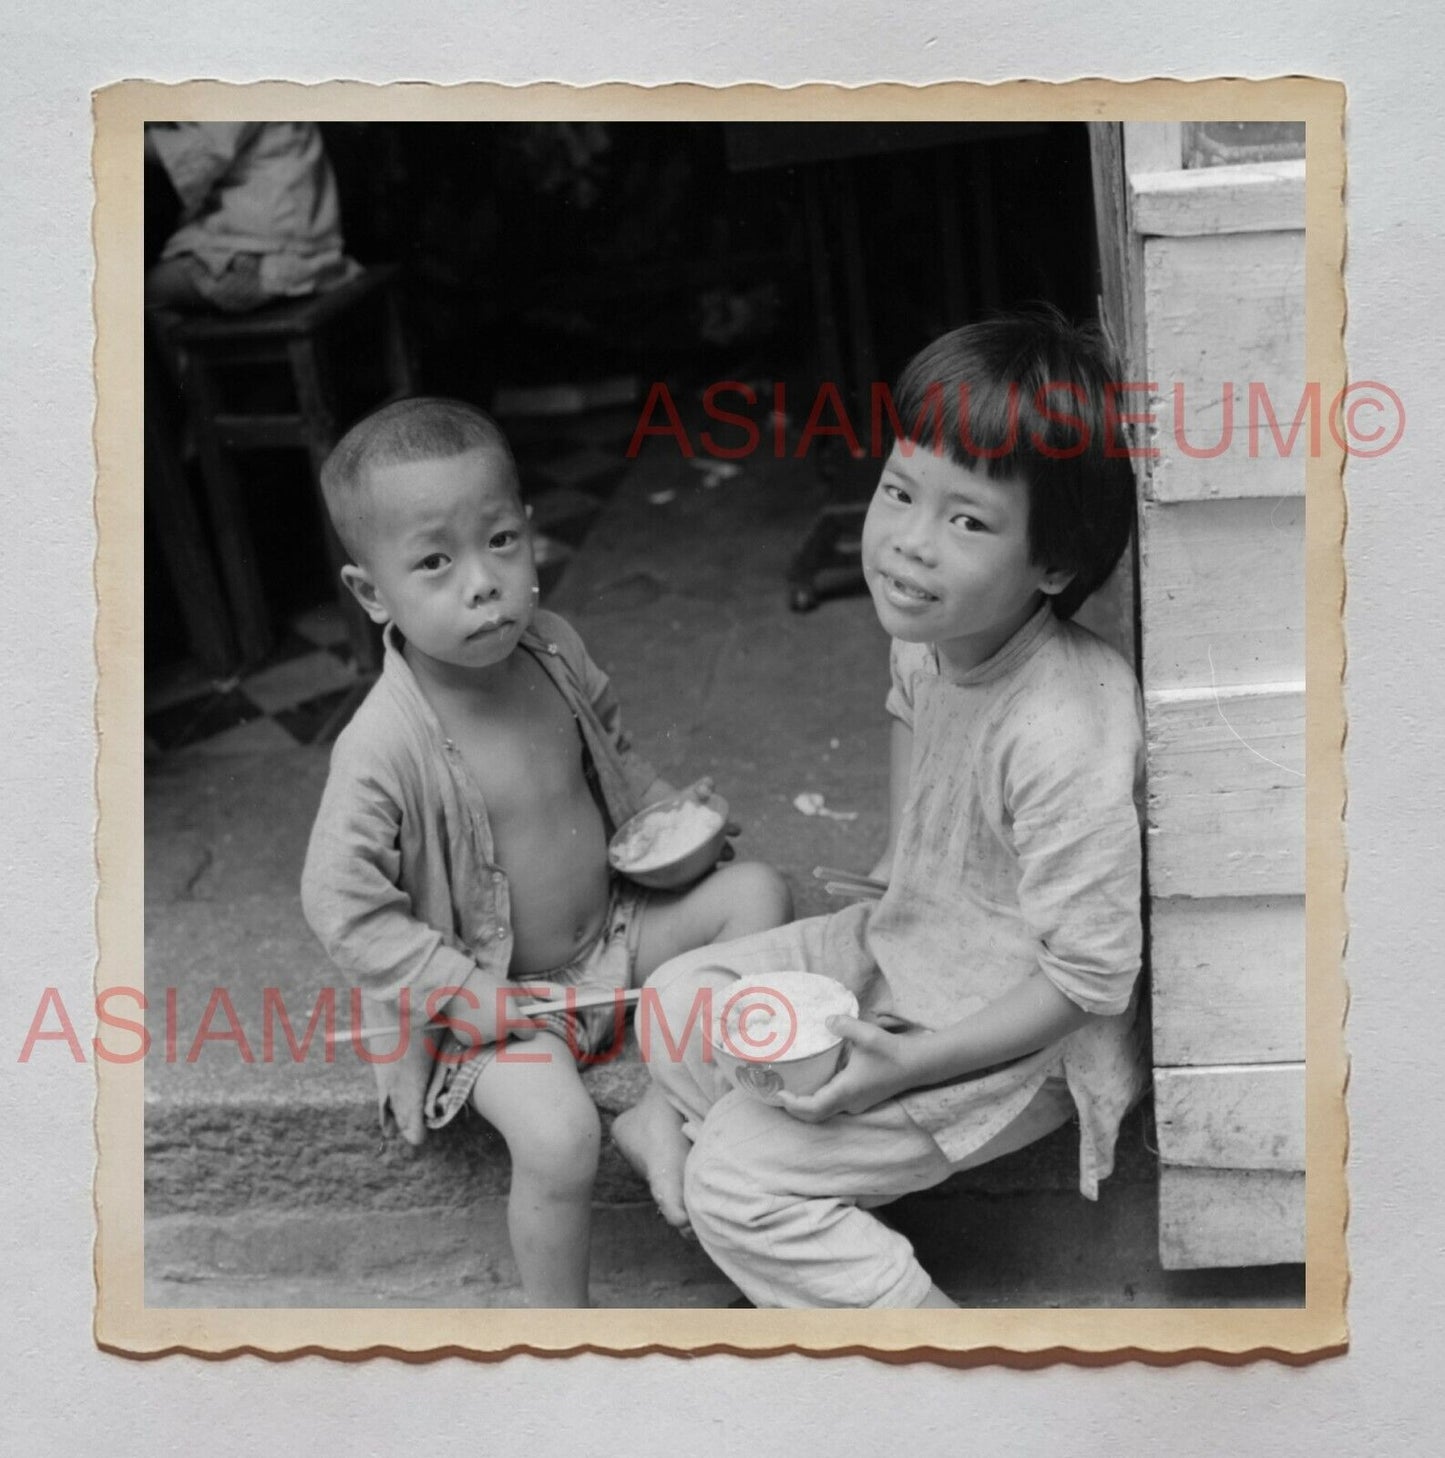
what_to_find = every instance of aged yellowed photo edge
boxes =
[93,77,1348,1361]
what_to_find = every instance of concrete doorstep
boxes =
[145,1131,1302,1311]
[145,1030,1302,1310]
[146,1206,745,1310]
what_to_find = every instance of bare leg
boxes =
[613,861,792,1230]
[632,860,794,976]
[469,1032,601,1307]
[611,1081,695,1231]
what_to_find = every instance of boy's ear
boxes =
[1038,566,1076,598]
[340,565,391,625]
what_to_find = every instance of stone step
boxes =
[148,1053,1253,1311]
[144,1179,1305,1310]
[145,1043,661,1217]
[146,1204,742,1309]
[145,1035,1160,1219]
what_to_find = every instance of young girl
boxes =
[626,312,1148,1308]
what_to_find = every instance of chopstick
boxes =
[324,986,641,1047]
[813,866,888,901]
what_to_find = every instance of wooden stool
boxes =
[145,339,238,676]
[156,264,415,672]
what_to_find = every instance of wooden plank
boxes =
[1144,684,1304,898]
[1139,496,1304,691]
[1088,122,1130,364]
[1132,160,1305,238]
[1087,119,1154,510]
[145,347,237,676]
[1159,1167,1305,1269]
[1143,231,1307,503]
[1154,1063,1305,1170]
[1150,895,1305,1065]
[1089,121,1147,382]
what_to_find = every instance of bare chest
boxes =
[434,664,593,828]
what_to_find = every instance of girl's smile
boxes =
[860,443,1072,675]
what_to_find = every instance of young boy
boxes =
[633,312,1148,1308]
[300,397,791,1307]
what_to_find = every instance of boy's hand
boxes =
[378,1030,435,1147]
[773,1017,927,1122]
[646,774,742,862]
[690,776,742,862]
[640,777,679,808]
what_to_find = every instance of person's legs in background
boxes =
[145,256,210,312]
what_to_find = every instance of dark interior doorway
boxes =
[146,120,1100,673]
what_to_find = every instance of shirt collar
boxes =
[931,599,1058,687]
[378,618,561,731]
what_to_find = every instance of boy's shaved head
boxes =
[321,397,517,562]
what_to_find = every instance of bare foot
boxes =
[612,1084,694,1235]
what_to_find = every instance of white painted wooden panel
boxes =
[1151,895,1305,1065]
[1131,160,1305,238]
[1120,126,1315,1274]
[1154,1063,1305,1170]
[1123,122,1183,175]
[1144,684,1305,898]
[1159,1166,1305,1269]
[1139,496,1304,692]
[1144,231,1306,503]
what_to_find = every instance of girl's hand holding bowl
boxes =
[772,1015,928,1122]
[706,970,861,1105]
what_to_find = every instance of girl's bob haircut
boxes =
[889,308,1138,620]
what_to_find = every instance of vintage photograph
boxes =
[96,84,1344,1354]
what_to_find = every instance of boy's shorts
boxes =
[422,877,649,1130]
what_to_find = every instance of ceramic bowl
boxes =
[608,787,729,890]
[705,970,859,1104]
